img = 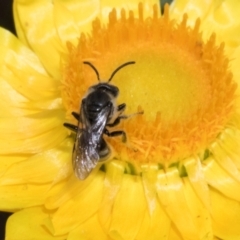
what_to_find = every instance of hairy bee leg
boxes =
[107,109,144,127]
[117,103,144,118]
[107,115,127,127]
[72,112,80,120]
[63,123,78,133]
[107,103,126,127]
[117,103,126,112]
[104,129,127,142]
[120,110,144,120]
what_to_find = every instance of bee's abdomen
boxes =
[98,139,110,159]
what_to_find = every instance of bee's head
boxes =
[91,83,119,98]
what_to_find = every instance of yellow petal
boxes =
[0,183,52,210]
[210,188,240,240]
[183,156,211,212]
[108,174,147,240]
[0,110,67,154]
[14,0,160,79]
[168,227,184,240]
[14,0,100,46]
[214,123,240,169]
[98,160,125,231]
[53,1,81,47]
[0,27,48,75]
[6,207,66,240]
[67,214,109,240]
[137,168,171,240]
[201,0,240,53]
[0,27,51,115]
[0,27,58,115]
[156,168,198,239]
[45,165,102,209]
[0,113,65,149]
[203,156,240,201]
[48,172,104,235]
[6,66,59,101]
[0,65,60,115]
[0,155,27,177]
[54,0,100,38]
[210,139,240,183]
[183,178,213,239]
[170,0,214,26]
[0,76,32,117]
[231,47,240,102]
[14,0,66,78]
[13,0,29,46]
[0,126,67,154]
[1,138,72,185]
[136,203,171,240]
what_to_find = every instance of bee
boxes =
[64,61,136,180]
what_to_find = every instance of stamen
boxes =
[61,4,236,167]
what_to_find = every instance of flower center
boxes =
[61,4,236,168]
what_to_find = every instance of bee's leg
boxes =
[104,129,127,142]
[107,115,128,127]
[63,123,78,133]
[107,105,143,128]
[107,103,127,127]
[117,103,126,112]
[71,112,80,120]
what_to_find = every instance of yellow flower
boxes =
[0,0,240,239]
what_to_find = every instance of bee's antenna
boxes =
[108,61,135,83]
[83,61,100,82]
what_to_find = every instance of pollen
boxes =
[61,4,237,167]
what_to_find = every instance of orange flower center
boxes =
[61,4,236,169]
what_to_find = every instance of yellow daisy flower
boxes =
[0,0,240,239]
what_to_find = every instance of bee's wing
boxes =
[73,103,111,180]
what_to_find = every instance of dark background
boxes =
[0,0,15,34]
[0,0,172,239]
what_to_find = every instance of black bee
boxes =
[64,61,136,180]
